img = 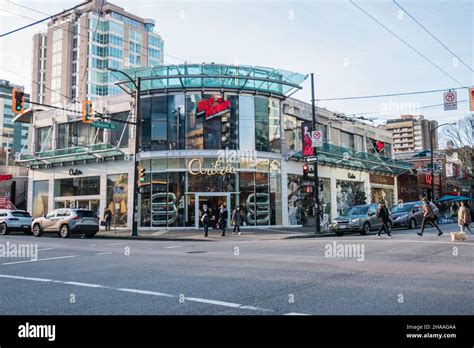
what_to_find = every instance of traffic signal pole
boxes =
[311,73,321,234]
[131,77,141,237]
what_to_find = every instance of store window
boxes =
[32,181,49,218]
[106,174,128,227]
[336,180,366,216]
[54,176,100,197]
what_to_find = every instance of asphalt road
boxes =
[0,224,472,315]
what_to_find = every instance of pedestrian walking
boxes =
[219,204,227,237]
[201,206,210,237]
[458,201,472,234]
[376,200,391,238]
[417,197,443,236]
[103,209,112,231]
[231,206,242,235]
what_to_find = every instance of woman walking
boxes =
[201,205,210,237]
[231,206,242,235]
[219,204,228,237]
[417,198,443,237]
[458,201,472,234]
[103,209,112,231]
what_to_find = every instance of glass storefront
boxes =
[371,187,394,208]
[138,157,281,228]
[336,180,366,216]
[106,174,129,227]
[54,176,100,196]
[32,180,49,218]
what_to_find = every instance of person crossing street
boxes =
[417,197,443,237]
[376,200,391,238]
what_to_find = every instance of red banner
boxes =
[0,175,12,182]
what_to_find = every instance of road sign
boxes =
[311,130,323,147]
[91,120,117,130]
[304,156,319,163]
[444,91,457,111]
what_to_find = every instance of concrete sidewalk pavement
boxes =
[94,223,463,241]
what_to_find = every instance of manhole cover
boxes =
[186,251,207,254]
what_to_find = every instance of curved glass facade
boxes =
[138,92,283,228]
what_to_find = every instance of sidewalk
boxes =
[94,223,462,241]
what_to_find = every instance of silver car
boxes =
[32,209,99,238]
[330,204,393,236]
[0,210,32,235]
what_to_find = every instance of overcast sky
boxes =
[0,0,472,127]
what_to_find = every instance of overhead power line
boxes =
[393,0,473,72]
[0,1,92,38]
[349,0,465,87]
[316,86,468,101]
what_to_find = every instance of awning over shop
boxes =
[114,64,307,98]
[436,195,459,202]
[289,143,413,176]
[15,144,126,168]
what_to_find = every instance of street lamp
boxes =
[429,122,456,202]
[107,68,140,237]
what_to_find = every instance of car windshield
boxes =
[391,204,414,213]
[12,211,31,217]
[75,210,97,218]
[347,206,368,216]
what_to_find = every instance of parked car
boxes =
[0,210,32,235]
[330,204,393,236]
[32,209,99,238]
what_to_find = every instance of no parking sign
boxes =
[444,91,457,111]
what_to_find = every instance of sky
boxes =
[0,0,473,128]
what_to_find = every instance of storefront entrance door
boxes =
[194,193,231,229]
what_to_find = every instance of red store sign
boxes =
[0,175,12,182]
[197,97,231,120]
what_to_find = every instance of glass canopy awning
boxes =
[290,143,413,176]
[114,63,307,98]
[15,144,126,168]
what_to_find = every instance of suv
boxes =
[32,209,99,238]
[0,210,32,235]
[330,204,393,236]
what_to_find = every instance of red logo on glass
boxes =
[197,97,231,120]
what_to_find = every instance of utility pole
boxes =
[311,73,321,234]
[131,77,141,236]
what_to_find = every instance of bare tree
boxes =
[440,114,474,175]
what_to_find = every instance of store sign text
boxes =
[69,168,83,176]
[188,158,236,176]
[197,97,230,120]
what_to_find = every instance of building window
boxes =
[36,126,52,152]
[54,176,100,197]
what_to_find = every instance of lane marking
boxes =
[1,255,79,265]
[117,288,175,298]
[104,243,125,246]
[164,246,183,249]
[284,312,311,315]
[0,273,277,314]
[96,252,113,255]
[37,248,55,251]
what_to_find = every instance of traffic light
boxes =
[469,87,474,112]
[303,164,309,178]
[139,167,146,183]
[12,88,25,114]
[82,100,93,123]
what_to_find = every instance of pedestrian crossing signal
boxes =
[139,167,146,183]
[12,89,25,114]
[82,100,93,123]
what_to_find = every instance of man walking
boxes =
[201,205,210,237]
[417,197,443,236]
[376,200,391,238]
[219,204,227,237]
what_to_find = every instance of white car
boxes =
[0,210,33,235]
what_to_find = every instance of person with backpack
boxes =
[417,197,443,236]
[201,205,210,237]
[376,200,391,238]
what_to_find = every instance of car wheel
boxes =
[361,222,371,235]
[59,224,71,238]
[32,224,42,237]
[409,218,416,230]
[0,222,9,235]
[85,232,96,239]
